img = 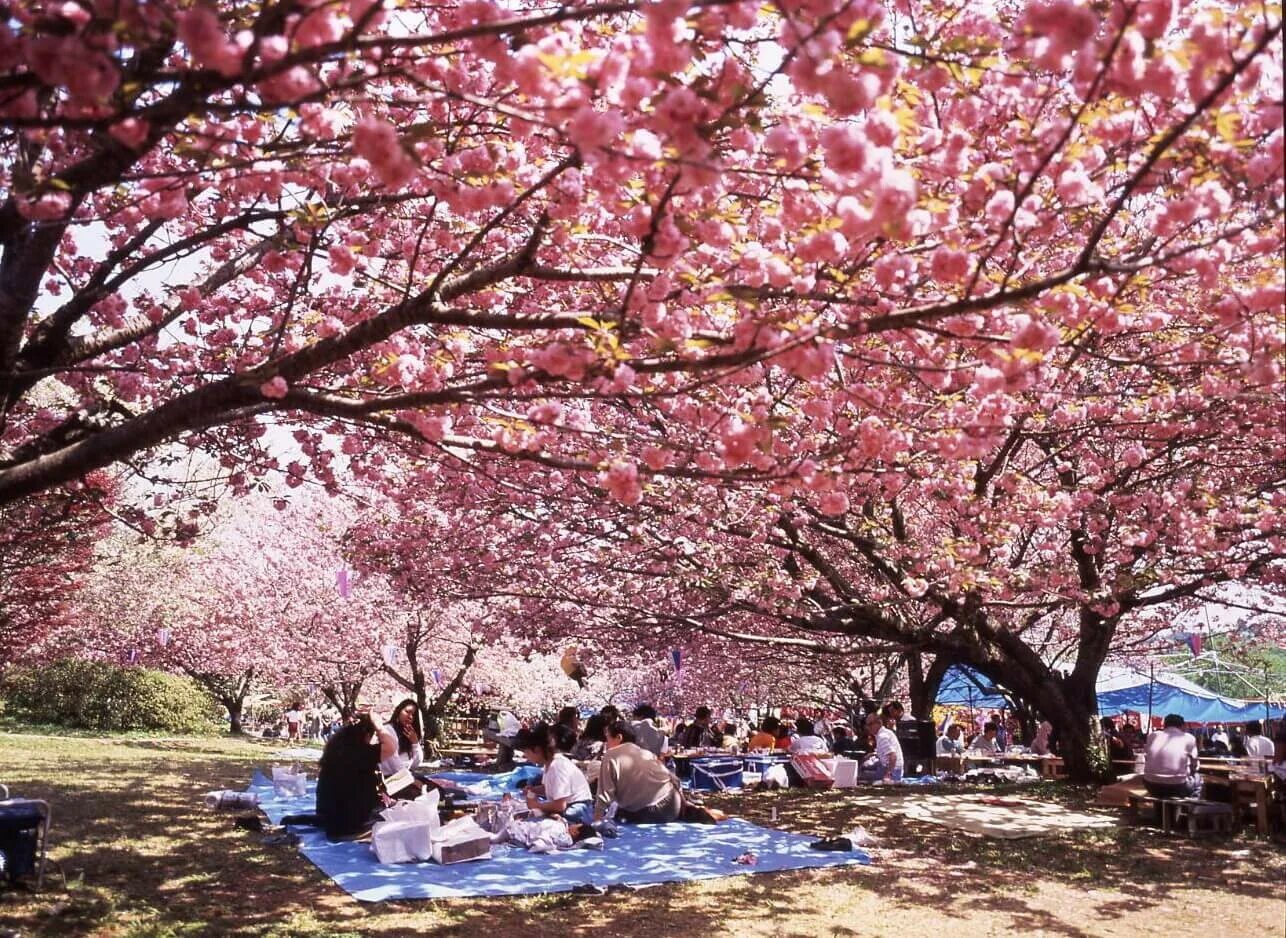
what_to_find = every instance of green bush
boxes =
[0,659,222,733]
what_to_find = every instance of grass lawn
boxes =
[0,732,1281,937]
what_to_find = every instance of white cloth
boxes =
[500,815,574,853]
[874,726,903,774]
[541,753,592,805]
[1144,727,1198,784]
[284,709,302,725]
[1211,730,1229,747]
[1244,735,1274,760]
[789,735,830,755]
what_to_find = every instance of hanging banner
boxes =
[336,569,351,598]
[381,643,398,667]
[431,668,444,687]
[670,648,682,673]
[1185,633,1203,656]
[156,627,171,648]
[126,648,140,665]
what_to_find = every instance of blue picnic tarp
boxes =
[246,771,870,902]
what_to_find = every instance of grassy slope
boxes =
[0,733,1281,938]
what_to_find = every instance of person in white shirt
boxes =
[629,703,668,756]
[284,704,303,741]
[859,712,903,782]
[788,719,831,755]
[937,723,965,756]
[1143,713,1200,798]
[1242,720,1275,763]
[514,723,594,825]
[377,699,424,778]
[968,723,1001,754]
[1210,724,1230,748]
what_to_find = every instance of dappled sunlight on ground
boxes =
[0,735,1280,936]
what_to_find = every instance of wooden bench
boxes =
[1127,795,1232,836]
[1172,800,1233,837]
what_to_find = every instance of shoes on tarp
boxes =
[808,836,853,852]
[234,815,265,832]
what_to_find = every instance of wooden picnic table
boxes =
[1203,773,1271,834]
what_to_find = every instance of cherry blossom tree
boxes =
[2,1,1281,778]
[0,473,114,665]
[0,0,1277,512]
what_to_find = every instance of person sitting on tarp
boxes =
[377,699,425,797]
[595,721,720,824]
[832,725,862,756]
[747,716,779,751]
[629,703,668,757]
[789,719,830,755]
[313,712,383,841]
[858,712,903,783]
[1142,713,1201,799]
[680,706,721,749]
[571,713,607,761]
[514,723,594,825]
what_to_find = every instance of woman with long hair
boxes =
[378,698,424,778]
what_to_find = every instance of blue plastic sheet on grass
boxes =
[425,765,543,798]
[246,772,870,902]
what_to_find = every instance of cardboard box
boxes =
[430,816,491,865]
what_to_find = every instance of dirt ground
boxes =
[0,733,1280,937]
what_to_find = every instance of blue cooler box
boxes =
[689,757,744,791]
[743,753,789,774]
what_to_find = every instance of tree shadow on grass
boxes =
[0,751,1280,938]
[703,782,1284,933]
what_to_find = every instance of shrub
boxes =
[1,659,221,733]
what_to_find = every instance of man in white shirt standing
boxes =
[1143,713,1201,798]
[859,712,903,782]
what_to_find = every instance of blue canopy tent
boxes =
[936,664,1285,724]
[935,666,1009,710]
[1096,665,1286,724]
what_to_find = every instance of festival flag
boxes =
[1186,633,1203,656]
[381,643,398,666]
[670,648,682,672]
[156,627,171,648]
[126,648,140,665]
[431,668,444,687]
[336,568,351,598]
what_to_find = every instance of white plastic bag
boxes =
[271,765,308,797]
[372,789,439,864]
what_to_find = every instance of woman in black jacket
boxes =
[315,713,382,841]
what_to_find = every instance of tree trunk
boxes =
[224,697,245,735]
